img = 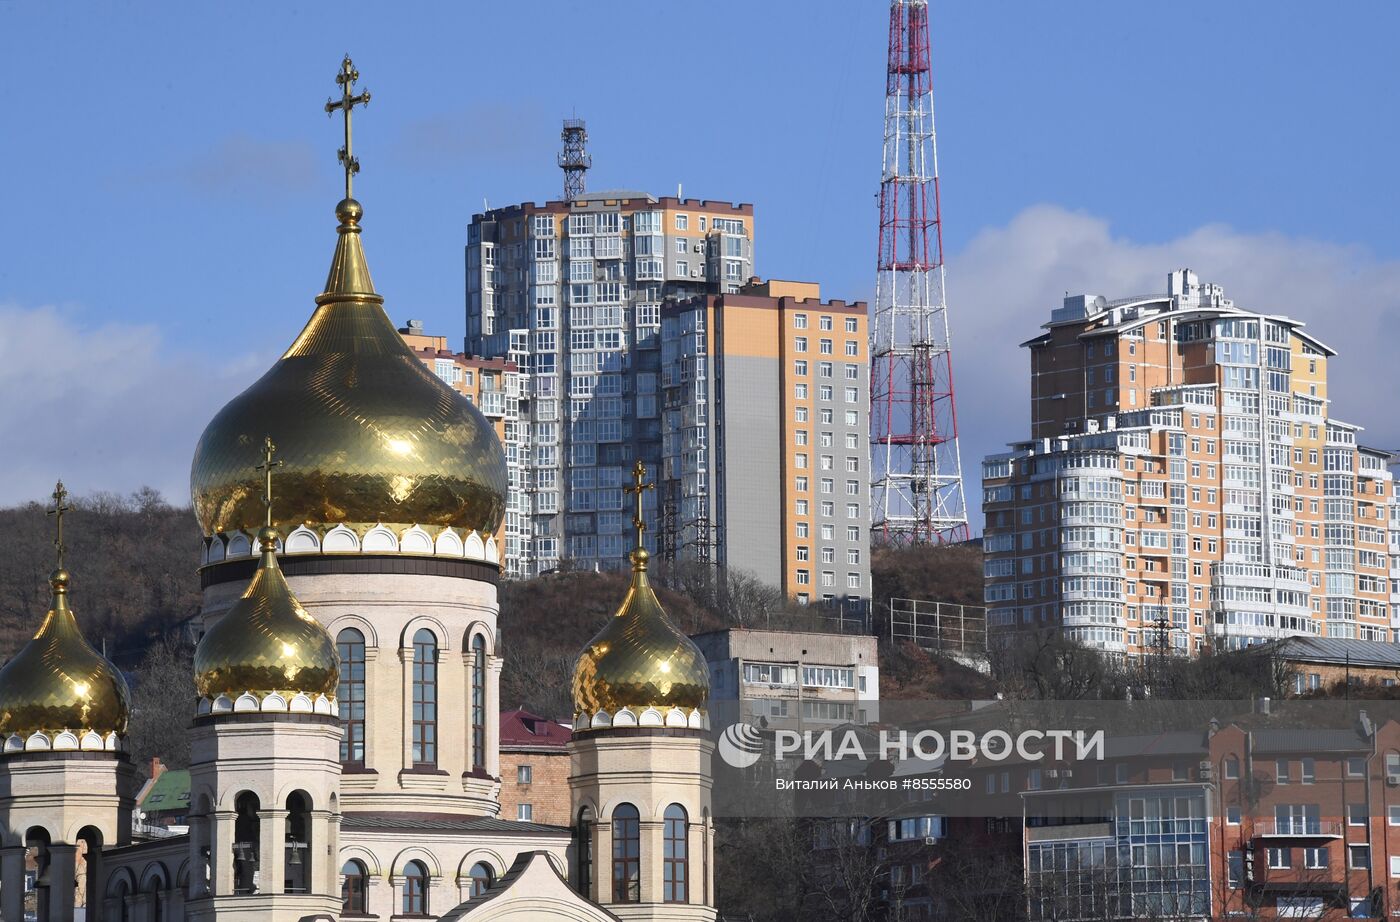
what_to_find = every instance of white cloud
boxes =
[0,304,261,507]
[948,204,1400,529]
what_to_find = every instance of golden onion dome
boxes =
[0,569,130,738]
[189,198,508,541]
[194,527,339,699]
[572,548,710,717]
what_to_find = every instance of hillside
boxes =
[0,489,202,663]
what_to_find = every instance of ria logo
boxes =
[717,722,765,769]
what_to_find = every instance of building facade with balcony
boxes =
[465,192,755,576]
[983,269,1400,658]
[660,281,871,603]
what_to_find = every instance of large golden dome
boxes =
[190,199,507,541]
[572,548,710,718]
[0,569,130,738]
[194,527,339,699]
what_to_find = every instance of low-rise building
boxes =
[497,708,571,826]
[1262,636,1400,693]
[692,628,879,729]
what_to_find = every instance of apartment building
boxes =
[983,269,1400,658]
[692,628,879,729]
[465,192,755,576]
[660,280,871,603]
[398,319,525,576]
[497,708,571,827]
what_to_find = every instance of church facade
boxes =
[0,57,717,922]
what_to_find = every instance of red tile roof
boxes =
[500,709,571,749]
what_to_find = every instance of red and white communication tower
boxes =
[870,0,968,545]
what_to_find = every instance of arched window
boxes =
[576,807,593,897]
[402,860,429,916]
[115,882,131,922]
[145,874,164,922]
[412,629,438,767]
[612,803,640,903]
[341,859,368,914]
[663,804,688,903]
[337,628,366,765]
[232,792,260,894]
[284,791,312,894]
[471,634,486,771]
[468,862,493,898]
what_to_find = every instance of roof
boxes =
[139,769,191,814]
[1261,636,1400,669]
[1251,728,1370,754]
[500,709,571,750]
[341,811,569,837]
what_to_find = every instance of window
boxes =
[675,213,688,230]
[1304,847,1327,870]
[664,804,688,903]
[795,336,808,352]
[613,804,641,902]
[846,317,858,332]
[517,764,533,785]
[820,315,833,331]
[1276,759,1289,784]
[576,808,593,897]
[412,629,438,767]
[794,313,808,329]
[518,803,533,821]
[1348,803,1367,826]
[468,862,493,898]
[1267,847,1291,869]
[1224,756,1239,779]
[233,791,261,894]
[403,860,429,915]
[845,340,858,356]
[1350,844,1371,869]
[285,790,313,894]
[471,635,486,771]
[337,629,366,766]
[1227,805,1241,825]
[341,859,368,914]
[1300,757,1314,783]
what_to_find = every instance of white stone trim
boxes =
[197,691,339,717]
[285,526,321,553]
[323,524,361,553]
[574,706,709,732]
[205,524,506,565]
[400,526,434,555]
[0,730,126,756]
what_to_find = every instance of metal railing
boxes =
[888,598,987,654]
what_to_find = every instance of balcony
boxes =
[1253,819,1343,839]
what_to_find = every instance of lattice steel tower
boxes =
[558,118,591,202]
[870,0,968,545]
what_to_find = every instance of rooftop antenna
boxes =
[558,118,590,202]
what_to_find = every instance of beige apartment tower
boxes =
[983,269,1400,658]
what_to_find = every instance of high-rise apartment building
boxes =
[398,319,526,576]
[465,192,755,575]
[660,280,871,603]
[983,269,1400,657]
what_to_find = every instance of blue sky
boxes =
[3,1,1400,518]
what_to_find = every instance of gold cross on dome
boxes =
[325,55,371,200]
[47,480,70,569]
[255,436,282,528]
[623,460,654,549]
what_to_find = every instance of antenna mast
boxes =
[558,118,591,202]
[870,0,968,545]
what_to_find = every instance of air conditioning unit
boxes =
[922,836,939,846]
[1387,772,1400,786]
[694,243,704,252]
[1198,761,1213,780]
[691,269,702,278]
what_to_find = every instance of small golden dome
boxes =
[572,549,710,717]
[194,527,339,699]
[189,200,508,541]
[0,569,131,738]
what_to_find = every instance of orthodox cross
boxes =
[623,460,654,549]
[256,436,282,528]
[47,480,70,570]
[325,55,371,200]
